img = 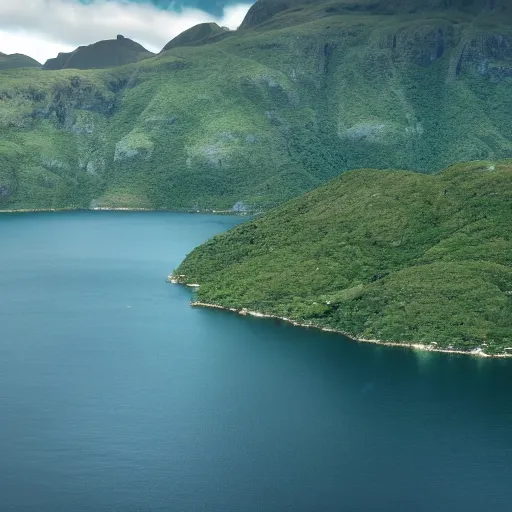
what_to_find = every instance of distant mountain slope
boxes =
[1,0,512,211]
[172,160,512,356]
[161,23,229,52]
[42,35,154,70]
[240,0,512,29]
[239,0,307,29]
[0,52,40,70]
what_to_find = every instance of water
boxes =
[0,212,511,512]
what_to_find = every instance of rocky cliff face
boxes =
[1,2,512,211]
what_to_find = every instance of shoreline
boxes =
[0,207,248,215]
[0,207,152,213]
[189,301,512,359]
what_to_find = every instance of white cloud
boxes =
[0,30,75,63]
[0,0,253,63]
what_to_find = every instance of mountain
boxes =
[0,52,41,70]
[172,160,512,356]
[161,23,230,52]
[1,0,512,211]
[42,35,154,70]
[240,0,316,29]
[240,0,511,29]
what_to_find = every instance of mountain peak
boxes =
[161,23,229,52]
[0,52,41,70]
[42,36,154,70]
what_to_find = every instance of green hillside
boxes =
[240,0,512,29]
[1,0,512,211]
[172,160,512,356]
[161,23,230,51]
[0,52,40,70]
[41,35,154,70]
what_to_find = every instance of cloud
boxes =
[0,0,253,63]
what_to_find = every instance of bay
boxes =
[0,212,511,512]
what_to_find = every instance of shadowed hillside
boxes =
[161,23,230,51]
[42,35,154,70]
[240,0,512,29]
[1,0,512,211]
[0,52,41,70]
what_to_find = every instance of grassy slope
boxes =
[0,53,41,70]
[1,2,512,210]
[173,160,512,355]
[161,23,229,51]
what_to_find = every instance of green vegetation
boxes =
[173,160,512,356]
[240,0,512,30]
[0,52,40,70]
[161,23,230,51]
[1,0,512,211]
[41,35,153,70]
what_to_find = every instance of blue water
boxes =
[0,212,511,512]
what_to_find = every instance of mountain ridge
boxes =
[161,23,230,52]
[239,0,512,29]
[1,0,512,211]
[0,52,41,70]
[42,35,154,70]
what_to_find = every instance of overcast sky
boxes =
[0,0,255,63]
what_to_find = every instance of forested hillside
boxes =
[173,160,512,356]
[1,0,512,211]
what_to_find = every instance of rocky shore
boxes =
[188,301,512,359]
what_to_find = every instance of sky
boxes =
[0,0,255,63]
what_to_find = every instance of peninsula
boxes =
[172,160,512,357]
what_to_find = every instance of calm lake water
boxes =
[0,212,511,512]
